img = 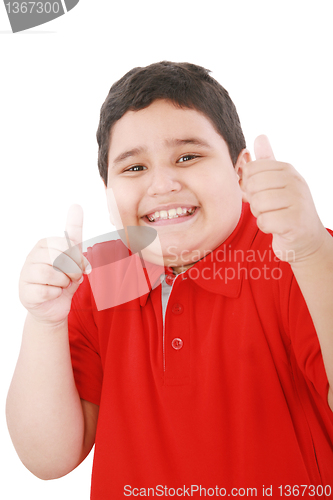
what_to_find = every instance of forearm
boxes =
[290,229,333,406]
[6,313,85,479]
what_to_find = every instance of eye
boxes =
[177,154,200,163]
[124,165,147,172]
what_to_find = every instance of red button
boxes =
[165,274,175,286]
[172,303,184,315]
[171,338,183,350]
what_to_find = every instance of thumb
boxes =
[254,135,276,161]
[65,204,91,274]
[65,204,83,250]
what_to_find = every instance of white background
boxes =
[1,1,333,498]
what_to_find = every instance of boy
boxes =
[6,61,333,498]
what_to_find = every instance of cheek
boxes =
[106,184,139,228]
[199,173,241,212]
[202,179,243,239]
[106,187,120,226]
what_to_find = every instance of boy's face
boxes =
[106,99,249,269]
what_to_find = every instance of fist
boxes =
[239,135,326,263]
[19,205,91,326]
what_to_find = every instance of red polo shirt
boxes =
[68,203,333,499]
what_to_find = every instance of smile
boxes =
[143,206,200,226]
[146,206,197,222]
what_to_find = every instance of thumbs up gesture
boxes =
[19,205,91,327]
[239,135,327,263]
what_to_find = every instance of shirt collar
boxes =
[140,202,259,306]
[184,202,258,297]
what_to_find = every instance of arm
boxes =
[240,136,333,409]
[289,231,333,409]
[6,205,96,479]
[6,314,98,479]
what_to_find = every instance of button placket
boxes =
[162,273,177,372]
[164,278,190,385]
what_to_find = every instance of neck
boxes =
[171,262,196,275]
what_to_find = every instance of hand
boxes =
[240,135,327,263]
[19,205,91,327]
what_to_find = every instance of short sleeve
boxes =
[68,274,103,406]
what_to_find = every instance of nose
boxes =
[146,166,182,197]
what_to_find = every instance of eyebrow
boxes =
[165,137,212,149]
[112,147,144,167]
[111,137,212,168]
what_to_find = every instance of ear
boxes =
[235,149,251,202]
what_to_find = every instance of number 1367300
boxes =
[278,485,332,496]
[5,2,61,14]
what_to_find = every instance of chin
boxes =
[164,249,203,268]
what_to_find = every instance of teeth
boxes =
[147,207,196,222]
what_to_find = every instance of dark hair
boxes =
[97,61,246,185]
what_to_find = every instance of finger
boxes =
[43,239,83,276]
[245,170,288,196]
[20,283,64,306]
[52,251,84,282]
[37,239,91,275]
[65,204,83,251]
[21,263,71,288]
[64,205,91,274]
[34,240,81,265]
[254,135,276,161]
[249,189,292,218]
